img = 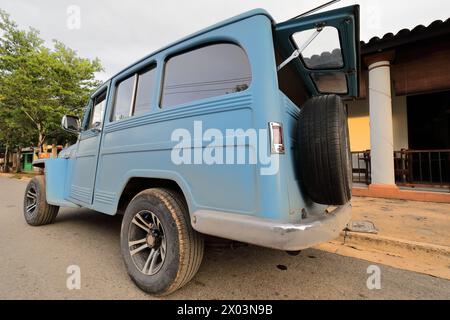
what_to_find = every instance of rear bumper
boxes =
[192,203,352,251]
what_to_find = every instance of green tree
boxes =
[0,9,41,168]
[0,9,102,152]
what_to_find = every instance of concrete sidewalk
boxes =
[349,197,450,247]
[317,197,450,280]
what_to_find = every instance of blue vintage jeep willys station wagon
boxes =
[24,4,360,295]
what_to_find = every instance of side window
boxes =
[134,67,156,116]
[113,75,135,122]
[88,91,107,129]
[112,65,157,122]
[161,43,251,108]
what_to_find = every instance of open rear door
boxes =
[275,5,360,98]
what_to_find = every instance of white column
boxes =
[368,60,396,186]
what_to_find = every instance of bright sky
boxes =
[1,0,449,81]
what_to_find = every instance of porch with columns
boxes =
[346,20,450,202]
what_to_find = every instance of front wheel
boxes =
[23,175,59,226]
[120,188,204,296]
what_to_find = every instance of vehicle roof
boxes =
[105,9,275,84]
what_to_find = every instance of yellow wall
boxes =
[346,96,409,152]
[347,99,370,152]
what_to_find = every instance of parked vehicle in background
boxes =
[24,5,360,295]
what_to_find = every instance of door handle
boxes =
[90,127,102,134]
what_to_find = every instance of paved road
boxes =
[0,176,449,300]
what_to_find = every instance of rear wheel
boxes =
[23,175,59,226]
[120,188,204,296]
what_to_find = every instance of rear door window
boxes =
[292,26,343,70]
[275,5,360,98]
[161,43,251,108]
[292,26,347,94]
[311,72,348,94]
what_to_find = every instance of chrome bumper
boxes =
[192,203,352,251]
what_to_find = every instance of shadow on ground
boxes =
[31,207,448,300]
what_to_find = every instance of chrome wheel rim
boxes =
[26,187,38,215]
[128,210,166,276]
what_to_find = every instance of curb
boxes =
[337,231,450,259]
[353,186,450,204]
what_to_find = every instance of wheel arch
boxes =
[32,159,46,169]
[117,175,194,217]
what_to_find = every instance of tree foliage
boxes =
[0,10,102,150]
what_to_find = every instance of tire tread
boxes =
[123,188,204,296]
[24,175,59,226]
[297,94,352,205]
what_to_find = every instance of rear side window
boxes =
[161,43,251,108]
[134,67,156,116]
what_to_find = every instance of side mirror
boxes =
[61,115,81,134]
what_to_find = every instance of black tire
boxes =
[297,94,352,205]
[23,175,59,226]
[120,188,204,296]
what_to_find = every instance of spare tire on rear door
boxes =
[297,94,352,206]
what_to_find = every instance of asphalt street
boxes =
[0,176,449,299]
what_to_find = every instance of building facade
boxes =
[346,18,450,200]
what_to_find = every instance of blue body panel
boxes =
[43,7,359,225]
[68,82,111,205]
[44,158,79,208]
[93,14,296,221]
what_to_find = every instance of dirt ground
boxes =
[317,196,450,280]
[350,197,450,247]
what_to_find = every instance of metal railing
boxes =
[351,149,450,190]
[394,149,450,189]
[351,151,371,185]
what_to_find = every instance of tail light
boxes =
[269,122,285,154]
